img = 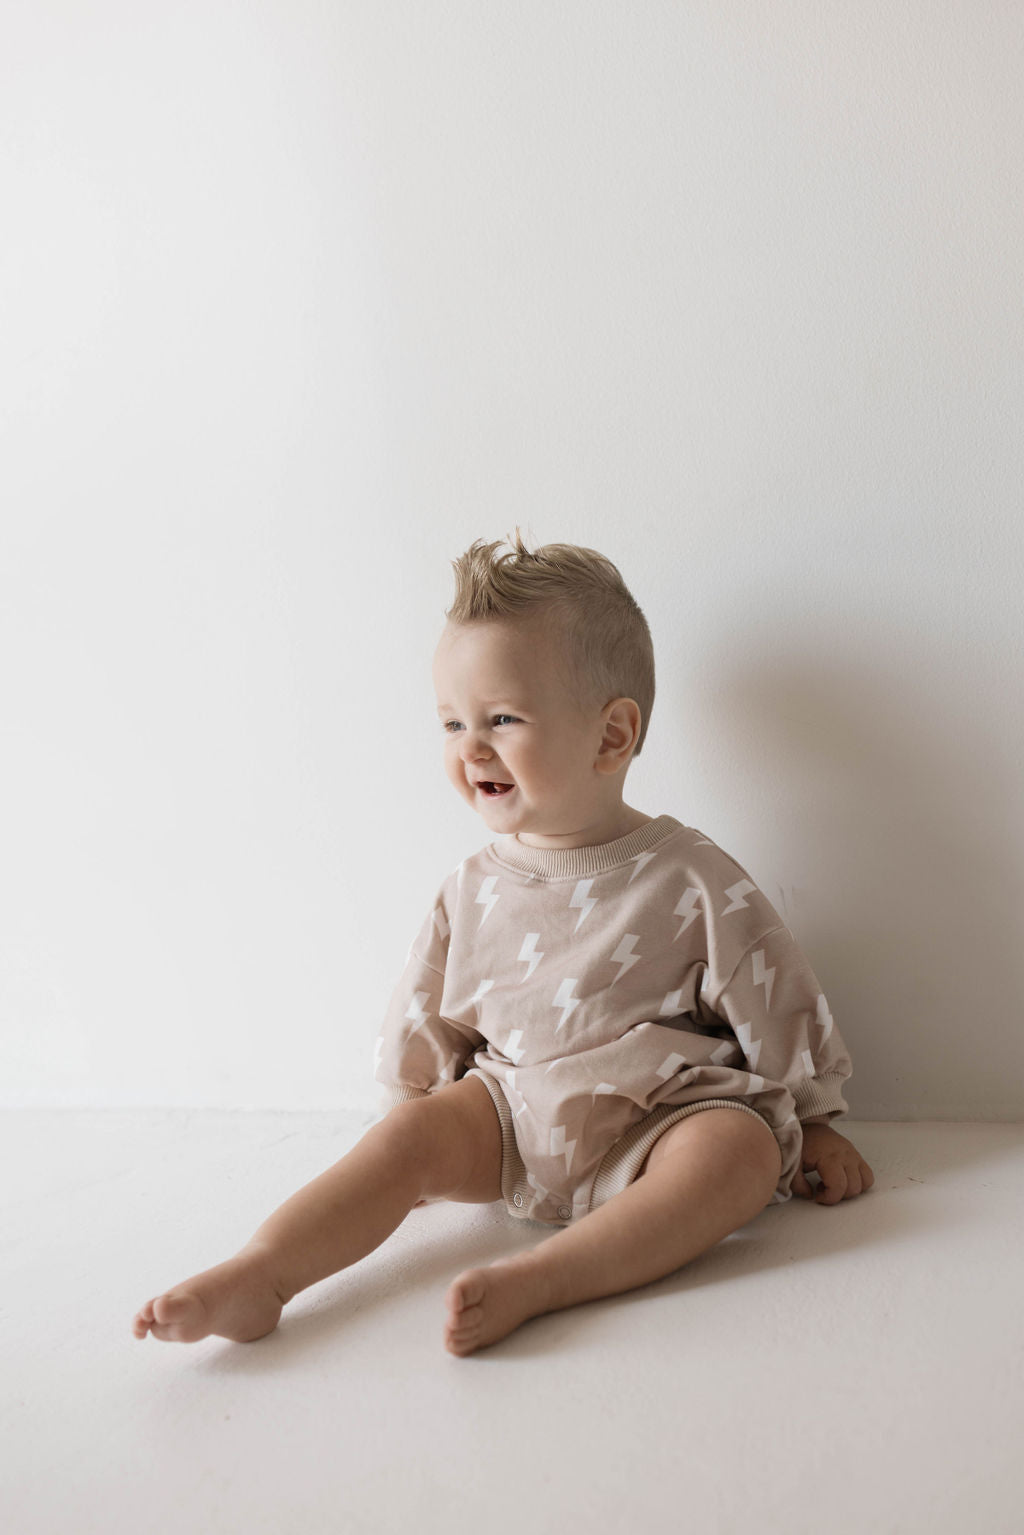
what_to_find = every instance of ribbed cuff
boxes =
[792,1072,849,1121]
[389,1083,431,1107]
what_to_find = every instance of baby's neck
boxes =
[515,804,653,851]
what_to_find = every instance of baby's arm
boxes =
[376,959,482,1206]
[374,892,482,1111]
[791,1116,875,1204]
[712,920,874,1202]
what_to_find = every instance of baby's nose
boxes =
[459,731,492,761]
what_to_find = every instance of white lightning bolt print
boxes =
[526,1173,552,1205]
[800,1048,815,1076]
[470,978,494,1006]
[673,887,702,939]
[569,879,597,932]
[373,1036,384,1071]
[659,989,683,1016]
[627,851,657,884]
[721,879,756,915]
[732,1020,762,1070]
[816,993,835,1039]
[506,1077,528,1119]
[504,1029,525,1065]
[431,908,450,943]
[710,1041,735,1065]
[518,932,544,980]
[609,934,642,985]
[751,949,775,1011]
[550,1124,577,1174]
[552,978,581,1030]
[655,1052,687,1081]
[474,875,500,927]
[438,1051,460,1083]
[404,991,430,1031]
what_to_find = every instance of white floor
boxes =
[3,1111,1022,1535]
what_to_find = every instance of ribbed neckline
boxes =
[487,814,686,880]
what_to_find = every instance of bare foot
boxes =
[443,1254,554,1356]
[132,1249,285,1344]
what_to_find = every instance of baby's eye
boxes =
[440,715,517,732]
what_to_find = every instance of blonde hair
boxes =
[445,528,655,756]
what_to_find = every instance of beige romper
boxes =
[375,816,852,1225]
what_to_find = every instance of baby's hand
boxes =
[791,1124,875,1205]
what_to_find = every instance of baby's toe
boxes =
[132,1301,156,1339]
[446,1270,486,1319]
[149,1290,208,1342]
[444,1270,492,1355]
[445,1307,484,1355]
[445,1328,481,1357]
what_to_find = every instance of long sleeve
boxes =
[374,893,483,1109]
[711,922,852,1122]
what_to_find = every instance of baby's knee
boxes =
[731,1114,784,1204]
[646,1106,782,1195]
[381,1083,502,1202]
[377,1096,437,1168]
[377,1093,470,1194]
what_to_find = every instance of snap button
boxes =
[558,1206,572,1221]
[513,1192,524,1208]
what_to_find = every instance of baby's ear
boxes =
[597,698,642,768]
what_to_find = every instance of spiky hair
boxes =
[445,528,655,756]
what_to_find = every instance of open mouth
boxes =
[479,781,514,797]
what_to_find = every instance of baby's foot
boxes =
[443,1254,553,1356]
[132,1250,285,1344]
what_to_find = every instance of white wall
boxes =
[2,2,1021,1116]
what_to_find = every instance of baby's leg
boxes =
[444,1106,782,1356]
[133,1077,502,1343]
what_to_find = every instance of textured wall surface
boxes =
[2,3,1021,1113]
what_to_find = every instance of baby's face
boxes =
[432,618,610,844]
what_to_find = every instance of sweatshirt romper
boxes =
[375,815,852,1225]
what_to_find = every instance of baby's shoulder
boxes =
[662,827,786,929]
[682,826,757,880]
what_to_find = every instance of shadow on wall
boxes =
[699,616,1022,1121]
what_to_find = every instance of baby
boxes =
[133,532,874,1357]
